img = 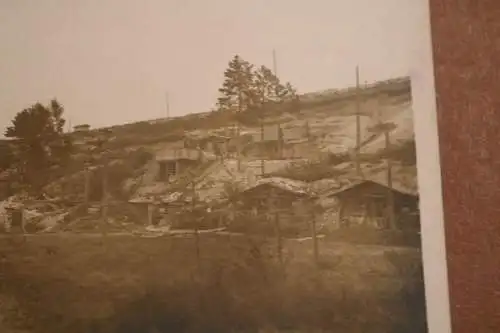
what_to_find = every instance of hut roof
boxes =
[321,178,418,198]
[250,177,311,195]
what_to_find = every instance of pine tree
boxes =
[216,55,255,113]
[216,55,254,170]
[215,56,298,171]
[249,65,296,109]
[216,58,297,113]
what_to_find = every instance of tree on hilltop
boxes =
[215,55,299,170]
[249,65,297,111]
[215,56,298,114]
[216,55,255,113]
[5,99,73,193]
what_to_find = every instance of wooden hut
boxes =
[322,179,419,230]
[224,177,314,236]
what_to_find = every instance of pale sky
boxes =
[0,0,419,134]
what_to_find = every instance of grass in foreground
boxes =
[0,234,427,333]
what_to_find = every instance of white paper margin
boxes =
[410,2,452,333]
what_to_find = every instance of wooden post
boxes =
[84,167,91,205]
[269,194,283,266]
[366,201,376,229]
[386,131,396,229]
[259,88,267,176]
[266,195,282,266]
[361,200,369,227]
[236,91,242,172]
[274,211,283,266]
[272,49,278,76]
[260,117,265,176]
[101,165,108,239]
[20,205,26,243]
[310,208,319,268]
[165,91,170,119]
[305,121,311,142]
[337,201,346,228]
[192,182,201,271]
[354,66,363,179]
[278,125,284,159]
[147,203,154,226]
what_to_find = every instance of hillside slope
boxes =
[1,76,416,229]
[63,76,410,191]
[78,76,412,154]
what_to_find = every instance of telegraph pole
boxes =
[192,181,201,271]
[355,66,361,150]
[354,66,363,179]
[101,163,109,239]
[165,92,170,119]
[260,118,265,176]
[272,49,278,76]
[236,91,242,171]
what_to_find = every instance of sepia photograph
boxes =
[0,1,449,332]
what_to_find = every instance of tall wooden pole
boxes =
[236,91,242,172]
[272,49,278,76]
[260,117,265,176]
[20,205,26,243]
[354,66,363,179]
[84,167,91,205]
[305,121,311,142]
[192,182,201,270]
[260,89,266,176]
[165,92,170,119]
[278,124,284,159]
[275,211,283,266]
[101,164,108,239]
[386,130,396,229]
[310,207,319,268]
[355,66,361,149]
[269,195,283,267]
